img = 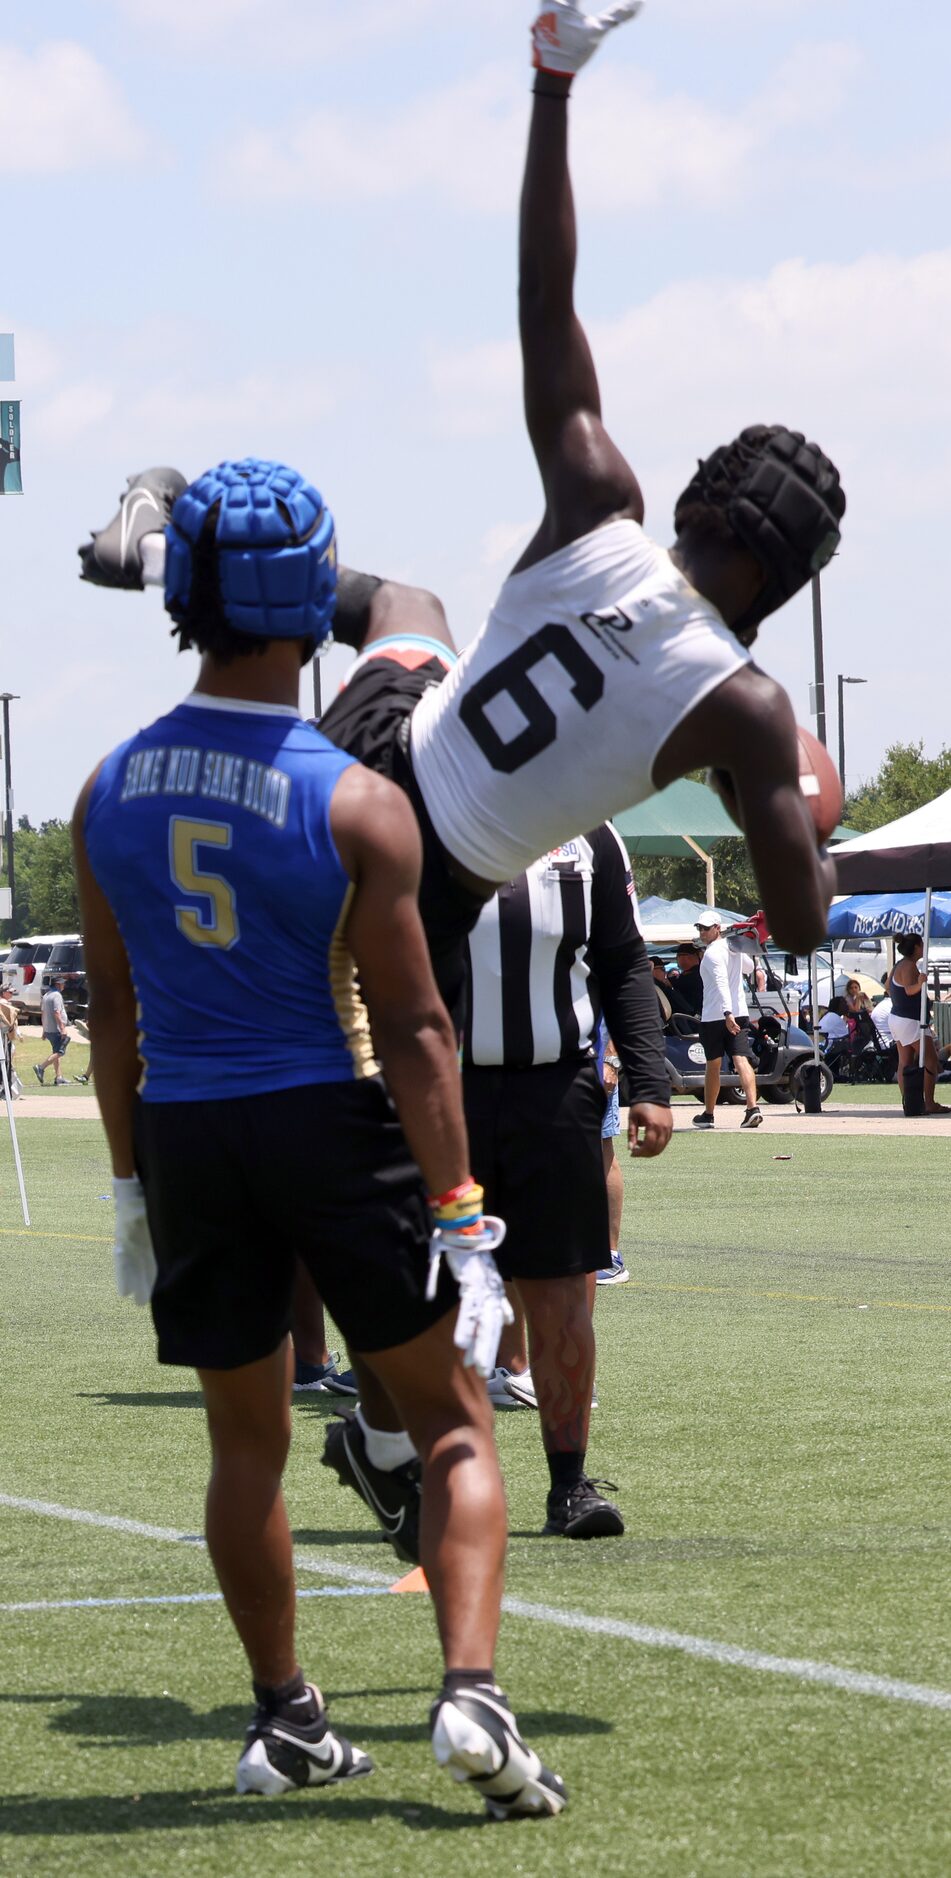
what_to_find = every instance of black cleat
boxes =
[78,466,187,589]
[430,1683,567,1820]
[321,1414,421,1564]
[543,1476,624,1539]
[236,1683,372,1795]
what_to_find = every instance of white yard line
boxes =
[4,1490,951,1713]
[0,1587,387,1613]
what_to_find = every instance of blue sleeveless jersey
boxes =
[85,696,376,1102]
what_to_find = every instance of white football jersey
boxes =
[410,519,750,883]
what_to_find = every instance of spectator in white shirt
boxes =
[692,914,762,1130]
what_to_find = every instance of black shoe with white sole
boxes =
[543,1475,624,1539]
[321,1413,421,1564]
[78,466,186,589]
[692,1110,715,1128]
[236,1683,372,1795]
[430,1683,567,1820]
[740,1105,763,1129]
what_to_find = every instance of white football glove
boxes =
[426,1217,513,1379]
[113,1174,157,1306]
[531,0,643,77]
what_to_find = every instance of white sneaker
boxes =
[504,1369,538,1410]
[486,1367,529,1410]
[431,1684,567,1819]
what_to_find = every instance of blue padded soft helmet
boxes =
[165,458,337,644]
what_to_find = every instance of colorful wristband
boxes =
[429,1179,484,1229]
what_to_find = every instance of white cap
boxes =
[695,909,721,930]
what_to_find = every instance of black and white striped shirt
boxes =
[463,824,639,1067]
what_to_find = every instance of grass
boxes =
[3,1117,951,1874]
[9,1026,93,1098]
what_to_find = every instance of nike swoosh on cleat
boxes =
[119,487,161,565]
[267,1725,339,1769]
[343,1435,407,1535]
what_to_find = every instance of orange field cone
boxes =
[389,1565,429,1594]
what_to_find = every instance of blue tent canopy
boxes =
[827,893,951,940]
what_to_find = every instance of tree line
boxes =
[1,818,80,939]
[3,739,951,941]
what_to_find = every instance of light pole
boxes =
[811,574,827,747]
[0,692,19,931]
[837,674,867,793]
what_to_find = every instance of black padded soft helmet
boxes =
[674,425,845,645]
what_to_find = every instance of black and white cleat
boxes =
[78,466,186,589]
[236,1684,373,1796]
[431,1684,567,1820]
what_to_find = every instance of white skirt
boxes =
[889,1013,933,1048]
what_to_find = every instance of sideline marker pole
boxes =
[0,1040,30,1225]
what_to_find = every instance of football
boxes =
[797,725,843,843]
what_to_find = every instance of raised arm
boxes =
[515,3,644,571]
[654,666,837,957]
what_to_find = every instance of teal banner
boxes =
[1,401,22,492]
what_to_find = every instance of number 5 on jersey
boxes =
[169,817,239,949]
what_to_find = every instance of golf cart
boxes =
[662,939,833,1107]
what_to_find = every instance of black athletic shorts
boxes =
[133,1078,457,1370]
[698,1016,752,1063]
[462,1056,609,1282]
[318,654,489,1024]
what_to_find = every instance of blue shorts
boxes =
[44,1031,68,1055]
[601,1086,620,1139]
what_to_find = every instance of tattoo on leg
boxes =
[529,1314,595,1455]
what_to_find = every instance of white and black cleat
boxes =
[430,1685,567,1821]
[78,466,186,590]
[236,1683,373,1796]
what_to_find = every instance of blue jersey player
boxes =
[72,459,566,1821]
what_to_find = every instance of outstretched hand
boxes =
[531,0,643,78]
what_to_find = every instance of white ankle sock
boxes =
[355,1406,418,1471]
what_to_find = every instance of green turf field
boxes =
[3,1116,951,1876]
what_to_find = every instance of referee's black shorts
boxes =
[133,1078,457,1371]
[318,652,489,1024]
[463,1057,609,1282]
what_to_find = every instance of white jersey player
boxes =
[80,3,844,1037]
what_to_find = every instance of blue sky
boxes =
[3,0,950,827]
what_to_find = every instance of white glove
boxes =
[427,1217,513,1379]
[113,1174,157,1306]
[531,0,643,77]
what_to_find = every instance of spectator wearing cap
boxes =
[34,978,71,1088]
[692,913,762,1130]
[672,943,703,1017]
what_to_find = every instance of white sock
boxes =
[140,532,167,587]
[356,1406,418,1472]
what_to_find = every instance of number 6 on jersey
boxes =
[169,817,240,949]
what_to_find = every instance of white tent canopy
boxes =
[832,786,951,1079]
[834,788,951,893]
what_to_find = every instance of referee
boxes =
[463,824,672,1538]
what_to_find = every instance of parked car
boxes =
[40,938,87,1021]
[1,934,79,1017]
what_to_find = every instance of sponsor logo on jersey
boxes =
[580,608,641,667]
[547,841,580,863]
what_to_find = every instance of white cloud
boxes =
[219,41,861,214]
[428,249,951,498]
[109,0,447,60]
[0,42,149,173]
[480,520,533,569]
[34,383,117,450]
